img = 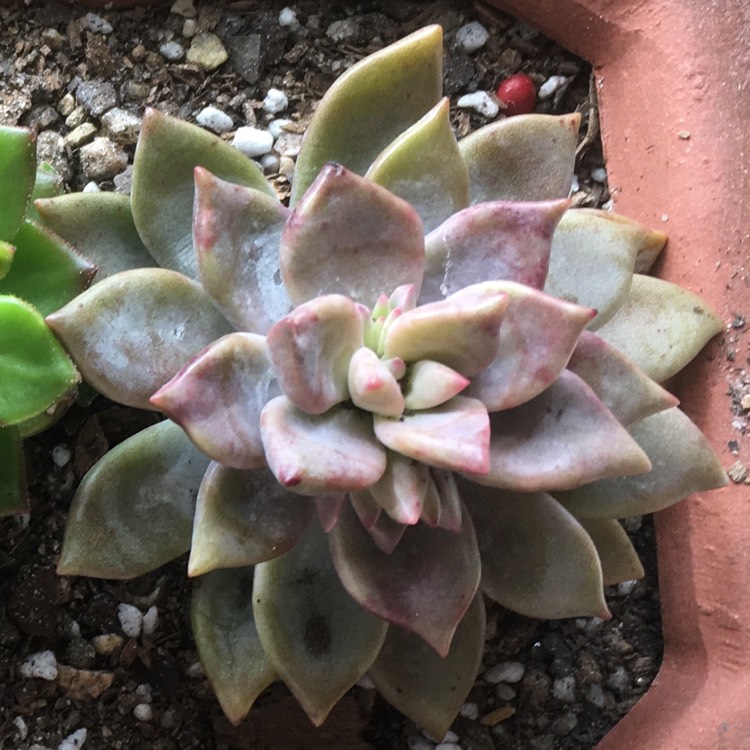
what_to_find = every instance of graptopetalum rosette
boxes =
[40,26,727,736]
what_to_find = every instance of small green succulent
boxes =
[40,27,726,737]
[0,125,95,516]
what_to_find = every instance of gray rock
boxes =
[28,105,59,130]
[85,12,113,34]
[551,712,578,735]
[160,41,185,62]
[79,137,128,181]
[326,18,359,42]
[226,35,262,84]
[37,130,69,179]
[113,165,133,194]
[186,33,228,71]
[64,123,98,149]
[101,108,142,145]
[76,80,117,117]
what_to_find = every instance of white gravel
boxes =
[52,444,71,467]
[538,74,569,100]
[278,7,299,29]
[20,650,58,680]
[263,88,289,114]
[485,660,525,684]
[455,21,489,53]
[196,105,233,133]
[58,728,87,750]
[456,91,499,118]
[142,605,159,635]
[117,603,143,638]
[233,126,274,157]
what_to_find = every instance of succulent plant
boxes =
[0,125,95,516]
[39,26,727,737]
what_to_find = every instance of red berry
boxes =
[496,73,536,116]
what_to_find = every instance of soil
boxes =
[0,1,663,748]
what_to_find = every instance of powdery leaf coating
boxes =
[329,502,480,657]
[191,567,276,725]
[374,396,490,475]
[366,97,469,233]
[47,268,233,410]
[597,274,724,383]
[260,396,386,495]
[463,483,610,619]
[281,165,425,308]
[188,462,314,576]
[471,370,651,492]
[253,519,387,726]
[151,333,277,469]
[459,113,579,204]
[57,421,210,579]
[576,518,645,586]
[193,169,291,334]
[347,347,405,417]
[420,199,568,303]
[369,594,485,740]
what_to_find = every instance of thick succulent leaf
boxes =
[260,396,386,495]
[466,281,594,410]
[348,347,405,418]
[545,210,667,330]
[151,333,276,469]
[46,268,233,410]
[576,518,644,586]
[383,283,509,376]
[0,295,79,426]
[35,192,156,282]
[459,113,579,204]
[291,25,443,204]
[349,489,382,528]
[365,512,408,554]
[193,169,291,333]
[191,567,276,725]
[315,494,347,532]
[16,392,75,439]
[366,98,469,233]
[329,502,480,657]
[267,295,363,415]
[432,468,463,532]
[469,370,651,492]
[189,463,314,576]
[253,519,388,726]
[402,360,469,411]
[462,483,609,618]
[420,199,568,303]
[374,396,490,475]
[131,108,273,279]
[567,331,678,426]
[555,407,728,518]
[0,426,26,516]
[0,124,35,240]
[26,163,63,222]
[0,220,96,316]
[420,472,442,528]
[369,594,485,740]
[0,241,14,280]
[281,165,424,307]
[596,274,723,382]
[57,420,210,579]
[369,452,429,526]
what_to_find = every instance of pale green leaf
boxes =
[576,518,644,586]
[0,125,35,240]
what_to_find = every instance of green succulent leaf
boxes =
[260,397,387,495]
[466,281,594,410]
[576,518,644,586]
[373,396,490,475]
[555,407,729,518]
[291,25,443,204]
[567,332,678,426]
[596,274,724,382]
[463,483,609,619]
[545,209,667,330]
[421,199,568,303]
[0,220,96,316]
[281,165,425,308]
[47,268,233,410]
[368,451,429,526]
[189,462,314,577]
[193,168,291,333]
[58,420,210,579]
[469,371,652,492]
[25,163,63,222]
[0,295,79,426]
[253,519,388,726]
[0,426,27,516]
[369,594,485,741]
[329,502,480,657]
[366,98,469,233]
[151,333,276,469]
[131,108,273,279]
[0,240,15,280]
[383,282,509,376]
[191,567,276,725]
[266,294,364,415]
[0,124,35,240]
[35,192,157,281]
[15,393,75,439]
[459,113,580,205]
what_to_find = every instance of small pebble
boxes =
[326,19,358,42]
[82,182,100,193]
[441,732,459,744]
[117,603,143,638]
[591,167,607,183]
[182,19,197,37]
[459,702,478,720]
[159,41,185,62]
[58,728,87,750]
[607,665,630,694]
[407,738,435,750]
[75,80,117,117]
[279,155,295,179]
[85,13,113,34]
[279,7,299,29]
[58,93,75,117]
[268,118,292,138]
[101,108,142,145]
[232,126,274,157]
[142,606,159,636]
[274,131,302,157]
[170,0,196,18]
[134,703,153,721]
[617,579,638,596]
[485,660,525,684]
[263,88,288,114]
[261,153,280,174]
[538,75,569,100]
[585,683,607,708]
[355,673,375,689]
[65,123,98,149]
[435,744,461,750]
[187,33,229,71]
[93,634,123,655]
[456,21,489,53]
[65,106,87,129]
[79,138,128,181]
[13,716,28,740]
[52,445,71,468]
[456,91,499,118]
[495,683,516,701]
[551,712,578,735]
[21,650,58,680]
[196,105,234,133]
[552,675,576,702]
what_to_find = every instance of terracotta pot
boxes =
[488,0,750,747]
